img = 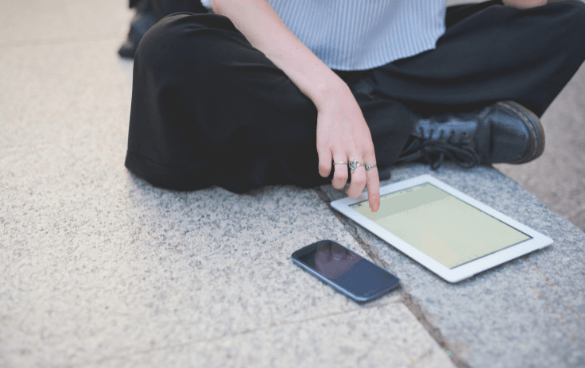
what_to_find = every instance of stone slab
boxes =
[0,41,453,368]
[91,302,453,368]
[4,1,583,366]
[0,140,451,367]
[0,41,134,149]
[0,0,132,47]
[321,164,585,368]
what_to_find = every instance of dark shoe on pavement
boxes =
[118,0,157,59]
[397,101,545,170]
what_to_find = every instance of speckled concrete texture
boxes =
[90,302,451,368]
[322,164,585,368]
[3,0,584,367]
[1,161,450,368]
[0,4,453,367]
[0,0,131,47]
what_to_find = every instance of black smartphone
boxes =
[292,240,400,303]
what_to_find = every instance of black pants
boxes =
[128,0,207,19]
[126,1,585,193]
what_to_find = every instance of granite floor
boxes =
[0,1,453,367]
[322,165,585,368]
[1,1,584,368]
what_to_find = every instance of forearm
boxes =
[502,0,547,8]
[211,0,348,110]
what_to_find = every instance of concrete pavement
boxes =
[1,1,584,367]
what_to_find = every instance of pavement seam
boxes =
[400,293,471,368]
[74,299,402,367]
[313,187,472,368]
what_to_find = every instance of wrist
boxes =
[310,78,352,112]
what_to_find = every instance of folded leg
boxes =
[372,0,585,117]
[126,13,415,192]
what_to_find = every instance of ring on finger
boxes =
[349,159,361,173]
[364,163,377,171]
[333,160,347,165]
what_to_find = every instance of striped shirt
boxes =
[201,0,447,71]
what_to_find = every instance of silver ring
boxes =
[349,159,361,173]
[333,161,347,165]
[364,163,377,171]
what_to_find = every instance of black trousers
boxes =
[126,1,585,193]
[128,0,207,19]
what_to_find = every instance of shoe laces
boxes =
[397,127,480,170]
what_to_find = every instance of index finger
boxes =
[365,167,380,212]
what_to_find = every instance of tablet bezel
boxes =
[330,174,553,283]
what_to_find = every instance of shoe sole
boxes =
[497,101,545,164]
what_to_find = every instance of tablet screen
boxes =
[350,183,531,269]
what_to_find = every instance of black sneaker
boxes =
[118,0,157,59]
[397,101,545,170]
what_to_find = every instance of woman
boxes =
[125,0,585,212]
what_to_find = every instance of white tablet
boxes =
[330,175,553,283]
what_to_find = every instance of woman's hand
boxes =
[315,84,380,213]
[212,0,381,212]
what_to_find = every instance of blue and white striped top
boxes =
[202,0,447,71]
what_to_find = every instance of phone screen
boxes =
[292,240,400,302]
